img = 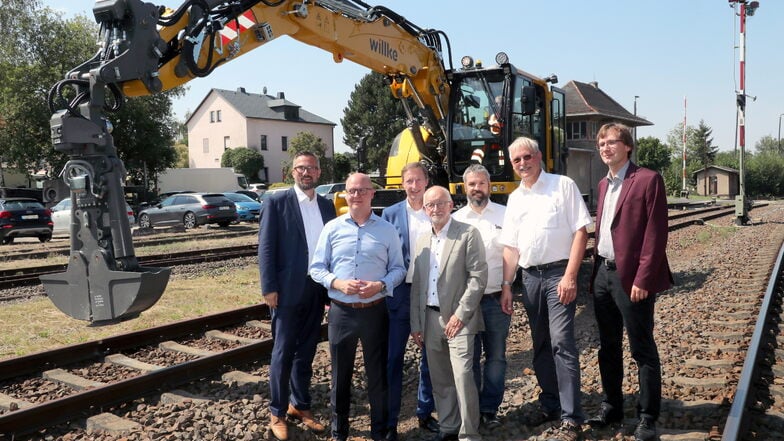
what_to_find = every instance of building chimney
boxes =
[589,81,599,89]
[237,87,246,93]
[277,92,285,99]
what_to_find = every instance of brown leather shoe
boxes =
[269,415,289,440]
[287,404,326,433]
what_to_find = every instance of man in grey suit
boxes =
[410,186,487,441]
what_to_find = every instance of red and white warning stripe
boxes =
[219,10,257,45]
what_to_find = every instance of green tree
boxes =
[284,132,334,184]
[714,151,739,170]
[333,152,356,182]
[0,8,96,178]
[221,147,264,181]
[110,92,183,184]
[754,135,781,155]
[341,72,407,176]
[173,143,189,168]
[746,152,784,197]
[0,5,185,189]
[636,136,671,174]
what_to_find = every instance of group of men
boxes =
[258,122,671,441]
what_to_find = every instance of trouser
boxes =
[328,300,389,440]
[268,277,325,417]
[472,293,511,415]
[592,261,661,421]
[520,265,584,424]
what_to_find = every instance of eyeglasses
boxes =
[596,139,623,150]
[424,200,451,210]
[512,153,535,163]
[293,165,320,173]
[346,187,373,196]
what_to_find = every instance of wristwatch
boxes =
[380,281,387,293]
[502,280,513,286]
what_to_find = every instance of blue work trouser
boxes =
[520,266,584,424]
[472,293,511,415]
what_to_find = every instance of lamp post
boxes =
[778,113,783,153]
[633,95,639,146]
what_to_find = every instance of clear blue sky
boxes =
[44,0,784,154]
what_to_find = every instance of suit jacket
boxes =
[258,187,336,306]
[592,162,672,295]
[381,200,413,310]
[410,220,487,335]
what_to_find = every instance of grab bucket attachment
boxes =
[41,250,170,323]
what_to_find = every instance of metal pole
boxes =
[778,113,783,153]
[735,1,750,225]
[682,96,687,197]
[633,95,639,147]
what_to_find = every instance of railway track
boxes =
[0,305,330,437]
[0,202,779,439]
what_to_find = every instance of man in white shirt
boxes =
[452,164,509,430]
[499,137,592,441]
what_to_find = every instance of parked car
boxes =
[234,189,262,202]
[315,183,346,200]
[222,192,262,222]
[137,193,237,229]
[259,187,291,204]
[0,198,53,244]
[51,198,136,236]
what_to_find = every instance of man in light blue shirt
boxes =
[310,172,406,441]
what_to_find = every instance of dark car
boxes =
[234,189,262,202]
[137,193,237,229]
[0,198,53,244]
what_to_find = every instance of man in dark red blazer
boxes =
[588,122,672,441]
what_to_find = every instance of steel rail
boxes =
[721,238,784,440]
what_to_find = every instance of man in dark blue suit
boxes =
[258,151,336,441]
[381,162,438,440]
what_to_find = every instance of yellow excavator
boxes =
[44,0,565,322]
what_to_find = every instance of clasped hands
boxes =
[332,278,383,299]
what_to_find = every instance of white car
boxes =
[51,198,136,235]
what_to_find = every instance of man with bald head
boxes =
[310,173,407,441]
[410,186,487,441]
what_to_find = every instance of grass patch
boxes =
[0,263,261,359]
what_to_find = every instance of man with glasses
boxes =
[381,162,438,440]
[410,186,487,441]
[588,123,671,441]
[452,164,510,430]
[310,172,407,441]
[259,151,336,440]
[499,137,591,441]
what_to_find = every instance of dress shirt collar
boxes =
[606,160,630,183]
[431,218,451,238]
[294,184,316,203]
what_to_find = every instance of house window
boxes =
[281,136,288,152]
[210,111,215,123]
[567,121,589,140]
[260,135,268,151]
[202,138,209,153]
[224,136,231,150]
[216,110,222,122]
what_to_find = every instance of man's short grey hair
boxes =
[507,136,539,154]
[462,164,491,183]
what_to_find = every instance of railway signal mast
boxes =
[729,0,759,225]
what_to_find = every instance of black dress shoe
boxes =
[634,418,657,441]
[418,415,440,433]
[430,432,459,441]
[480,412,502,429]
[385,427,398,441]
[587,403,624,428]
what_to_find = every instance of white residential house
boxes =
[186,87,336,183]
